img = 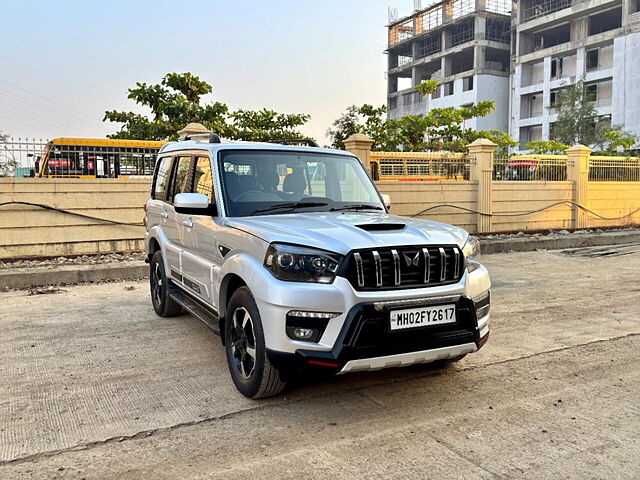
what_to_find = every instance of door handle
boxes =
[161,210,169,219]
[182,218,193,228]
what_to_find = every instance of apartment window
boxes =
[632,0,640,14]
[444,82,455,96]
[463,76,474,91]
[585,84,598,102]
[432,86,441,99]
[550,91,557,107]
[586,49,599,71]
[550,58,563,79]
[389,97,398,109]
[588,7,622,35]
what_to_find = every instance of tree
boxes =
[552,80,607,146]
[327,101,517,154]
[414,79,438,97]
[0,132,19,177]
[525,140,570,154]
[104,73,311,142]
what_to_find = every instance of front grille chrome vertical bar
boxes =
[391,249,401,286]
[453,248,460,279]
[372,250,383,287]
[353,252,365,288]
[439,247,446,282]
[422,248,430,284]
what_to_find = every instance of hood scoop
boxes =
[355,223,406,232]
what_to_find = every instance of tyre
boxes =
[225,286,286,399]
[149,251,182,317]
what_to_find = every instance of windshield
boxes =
[220,150,384,217]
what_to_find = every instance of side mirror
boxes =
[174,193,214,215]
[381,194,391,210]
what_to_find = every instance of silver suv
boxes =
[145,134,491,398]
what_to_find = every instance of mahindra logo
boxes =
[402,252,420,267]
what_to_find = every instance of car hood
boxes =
[224,212,468,254]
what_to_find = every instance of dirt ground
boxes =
[1,245,639,479]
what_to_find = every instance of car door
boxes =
[167,154,195,279]
[147,155,181,273]
[180,154,224,307]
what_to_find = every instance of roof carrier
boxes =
[182,133,222,143]
[269,138,320,148]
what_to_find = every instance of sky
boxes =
[0,0,415,144]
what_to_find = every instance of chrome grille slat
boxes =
[354,252,364,288]
[453,249,460,277]
[439,247,446,282]
[372,250,383,287]
[422,248,430,284]
[391,249,401,286]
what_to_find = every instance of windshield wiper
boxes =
[252,201,328,215]
[330,204,384,212]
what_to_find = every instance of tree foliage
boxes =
[104,73,311,141]
[552,80,607,146]
[0,132,19,177]
[525,140,570,154]
[414,80,438,96]
[327,101,516,154]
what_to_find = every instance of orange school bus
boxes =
[36,138,167,178]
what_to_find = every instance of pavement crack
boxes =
[2,332,638,467]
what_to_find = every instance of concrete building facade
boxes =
[511,0,640,149]
[386,0,512,132]
[387,0,640,150]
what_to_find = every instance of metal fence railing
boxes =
[370,152,471,181]
[493,155,570,181]
[0,137,48,173]
[589,156,640,182]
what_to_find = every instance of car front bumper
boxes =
[251,263,491,373]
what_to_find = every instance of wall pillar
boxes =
[344,133,375,173]
[566,144,592,229]
[468,138,497,233]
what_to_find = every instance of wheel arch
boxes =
[218,273,249,343]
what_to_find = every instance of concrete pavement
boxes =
[1,246,639,478]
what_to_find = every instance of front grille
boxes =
[339,245,464,291]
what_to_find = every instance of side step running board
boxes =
[169,289,220,336]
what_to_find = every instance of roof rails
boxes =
[182,133,222,143]
[269,138,320,148]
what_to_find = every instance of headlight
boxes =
[264,244,342,283]
[462,235,481,272]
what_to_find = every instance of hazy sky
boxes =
[0,0,415,143]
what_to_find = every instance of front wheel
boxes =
[225,287,286,399]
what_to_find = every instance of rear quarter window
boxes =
[153,156,173,201]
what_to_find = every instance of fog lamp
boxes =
[292,327,315,340]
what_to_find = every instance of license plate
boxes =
[389,304,456,331]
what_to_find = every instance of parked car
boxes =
[144,134,491,398]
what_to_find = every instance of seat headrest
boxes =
[282,171,307,194]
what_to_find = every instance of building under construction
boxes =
[511,0,640,149]
[387,0,640,150]
[386,0,512,133]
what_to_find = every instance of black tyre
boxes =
[225,287,286,399]
[149,251,182,317]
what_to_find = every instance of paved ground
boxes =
[1,245,639,479]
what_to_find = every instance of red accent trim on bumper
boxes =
[477,332,490,349]
[307,360,340,368]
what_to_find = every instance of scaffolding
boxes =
[419,5,443,33]
[523,0,571,21]
[451,0,475,19]
[416,34,442,58]
[486,18,511,44]
[485,0,511,15]
[449,20,474,47]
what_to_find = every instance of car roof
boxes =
[159,139,356,158]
